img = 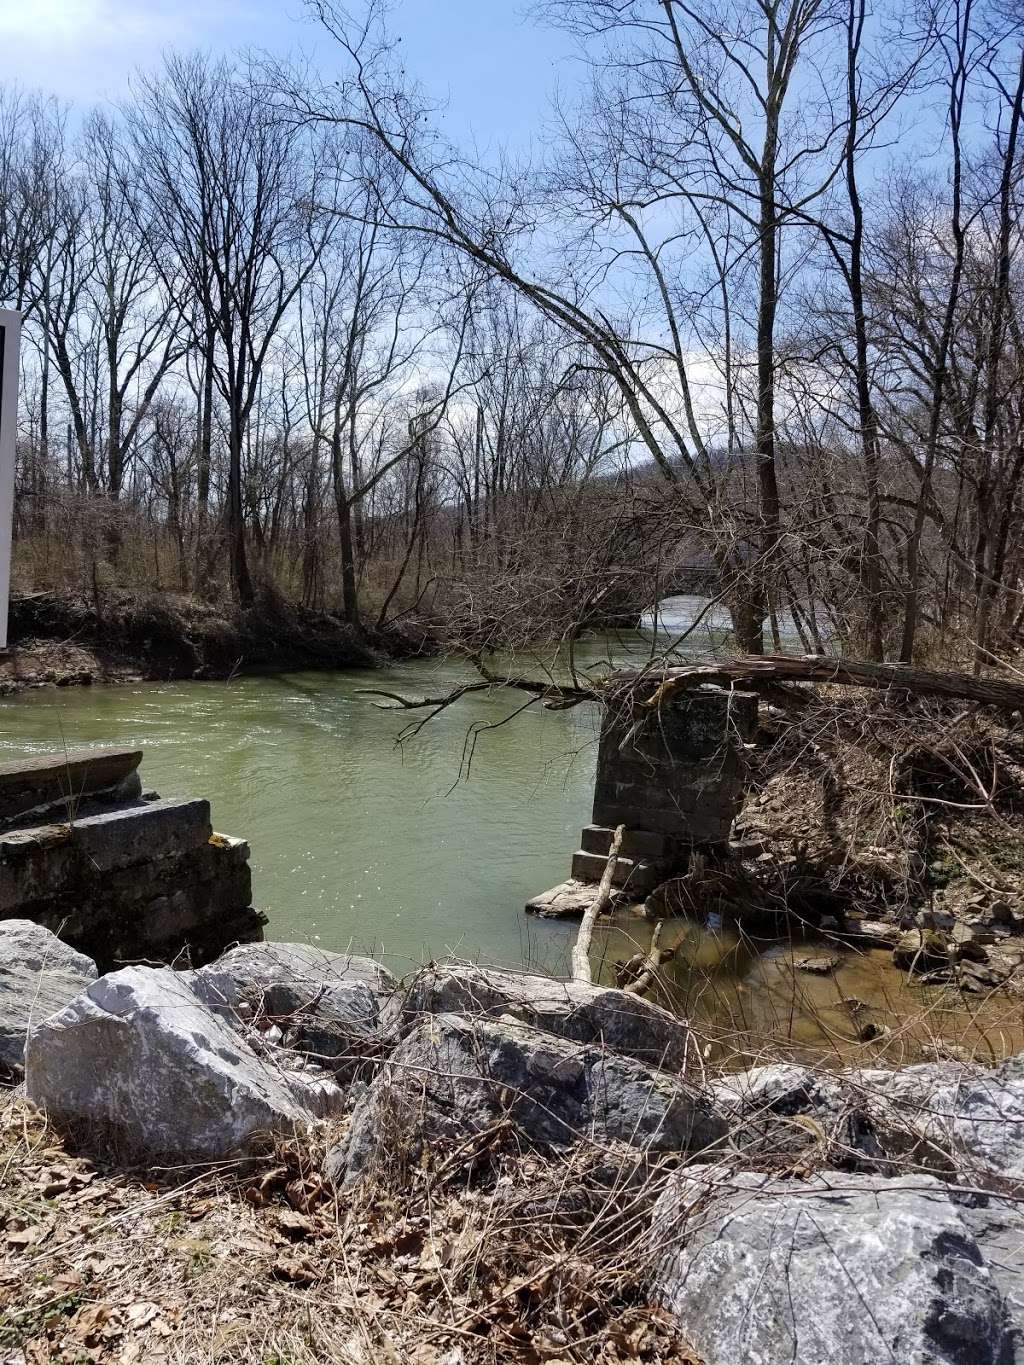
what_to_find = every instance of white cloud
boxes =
[0,0,285,102]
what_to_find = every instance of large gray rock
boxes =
[711,1061,842,1112]
[860,1056,1024,1185]
[710,1062,886,1166]
[0,919,97,1075]
[960,1194,1024,1363]
[25,966,343,1159]
[652,1165,1014,1365]
[327,1011,724,1187]
[389,962,691,1071]
[195,942,397,1080]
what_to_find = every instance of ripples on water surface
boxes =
[0,597,734,977]
[3,600,1019,1062]
[0,652,616,975]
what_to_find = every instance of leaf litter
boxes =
[0,1093,700,1364]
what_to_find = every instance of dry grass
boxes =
[5,935,1024,1365]
[4,948,1024,1365]
[0,1093,697,1365]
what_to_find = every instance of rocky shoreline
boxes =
[4,923,1024,1363]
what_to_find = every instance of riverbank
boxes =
[0,590,438,696]
[4,942,1024,1364]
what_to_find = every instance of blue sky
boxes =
[0,0,575,152]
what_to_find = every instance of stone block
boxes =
[593,778,697,818]
[3,835,261,969]
[0,772,145,836]
[71,798,212,871]
[592,800,734,841]
[591,687,755,847]
[570,849,667,893]
[0,747,142,826]
[580,824,677,860]
[0,798,213,915]
[599,689,757,767]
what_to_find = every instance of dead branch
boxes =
[571,824,624,984]
[356,681,492,711]
[358,674,596,718]
[606,655,1024,711]
[623,920,669,998]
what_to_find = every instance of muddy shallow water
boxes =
[2,600,1021,1063]
[586,909,1024,1067]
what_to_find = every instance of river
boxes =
[2,597,1017,1063]
[2,600,725,972]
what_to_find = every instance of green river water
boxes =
[3,601,1018,1063]
[0,652,607,978]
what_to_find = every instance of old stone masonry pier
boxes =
[0,746,264,972]
[528,684,757,914]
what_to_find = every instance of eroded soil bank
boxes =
[0,590,435,695]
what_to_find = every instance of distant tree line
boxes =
[2,0,1024,669]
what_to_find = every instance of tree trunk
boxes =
[227,410,254,608]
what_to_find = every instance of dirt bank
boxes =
[0,591,436,695]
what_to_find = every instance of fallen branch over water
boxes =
[361,654,1024,729]
[358,673,596,717]
[613,655,1024,711]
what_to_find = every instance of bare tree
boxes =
[129,53,336,605]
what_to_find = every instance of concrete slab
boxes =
[0,747,142,824]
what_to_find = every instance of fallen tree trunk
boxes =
[358,653,1024,731]
[604,655,1024,712]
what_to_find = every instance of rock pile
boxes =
[6,926,1024,1363]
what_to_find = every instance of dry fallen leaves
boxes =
[271,1253,318,1285]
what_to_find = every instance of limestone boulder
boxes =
[862,1056,1024,1184]
[960,1195,1024,1363]
[713,1054,1024,1186]
[388,962,691,1071]
[194,942,397,1079]
[652,1165,1014,1365]
[0,919,97,1075]
[25,966,343,1159]
[711,1061,839,1111]
[710,1062,887,1167]
[327,1011,724,1187]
